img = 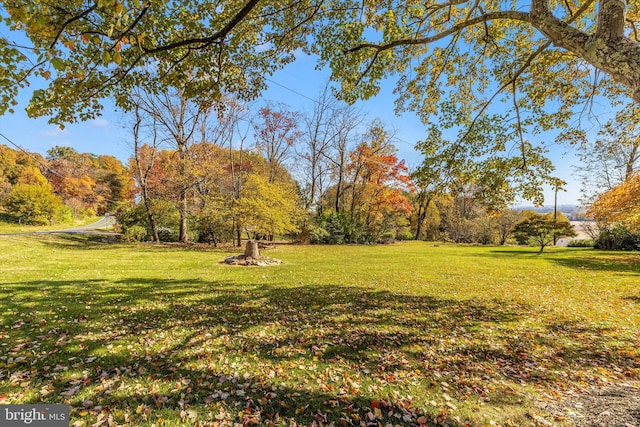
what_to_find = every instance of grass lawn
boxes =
[0,236,638,426]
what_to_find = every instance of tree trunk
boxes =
[132,104,159,242]
[142,188,160,243]
[179,190,189,243]
[244,240,260,259]
[625,139,639,180]
[335,171,343,212]
[414,194,431,241]
[415,206,425,241]
[177,139,189,243]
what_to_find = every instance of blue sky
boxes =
[0,50,590,207]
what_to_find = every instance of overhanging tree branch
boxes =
[50,3,98,49]
[345,11,531,54]
[142,0,262,54]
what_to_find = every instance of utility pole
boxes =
[552,178,567,245]
[553,181,558,245]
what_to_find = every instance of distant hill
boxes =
[514,205,588,221]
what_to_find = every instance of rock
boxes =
[223,255,281,266]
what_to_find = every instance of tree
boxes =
[513,212,577,252]
[296,85,340,213]
[130,103,160,242]
[412,126,473,240]
[15,165,49,187]
[324,104,364,213]
[337,121,414,242]
[95,154,131,211]
[3,183,64,225]
[411,123,554,240]
[2,0,639,185]
[253,103,301,184]
[215,100,253,247]
[234,174,302,240]
[4,0,639,122]
[0,145,46,199]
[494,209,524,246]
[46,147,94,215]
[587,172,640,230]
[132,87,212,242]
[438,189,491,244]
[310,0,640,196]
[46,146,128,216]
[188,141,234,245]
[574,103,640,204]
[412,195,443,241]
[317,0,640,106]
[0,0,323,125]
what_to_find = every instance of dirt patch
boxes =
[541,384,640,426]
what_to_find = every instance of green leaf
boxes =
[50,57,64,71]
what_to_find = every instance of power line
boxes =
[265,76,419,150]
[0,131,63,177]
[264,77,317,103]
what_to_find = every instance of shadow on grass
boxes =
[549,254,640,276]
[1,278,638,426]
[485,247,640,276]
[30,234,238,255]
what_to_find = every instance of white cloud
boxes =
[90,118,109,127]
[39,128,65,137]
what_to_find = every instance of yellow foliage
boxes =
[588,172,640,230]
[235,174,303,237]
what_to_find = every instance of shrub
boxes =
[312,212,350,244]
[594,223,640,251]
[123,225,148,242]
[195,215,233,245]
[158,227,179,242]
[308,223,330,244]
[3,184,68,225]
[567,239,594,248]
[115,204,149,231]
[395,229,414,241]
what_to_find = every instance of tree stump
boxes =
[244,240,260,259]
[224,240,280,266]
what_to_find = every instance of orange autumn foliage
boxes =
[587,172,640,230]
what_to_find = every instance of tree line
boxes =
[0,144,129,225]
[1,87,586,250]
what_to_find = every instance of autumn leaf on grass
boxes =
[61,385,80,397]
[180,409,198,421]
[295,405,309,414]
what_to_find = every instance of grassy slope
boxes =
[0,236,638,426]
